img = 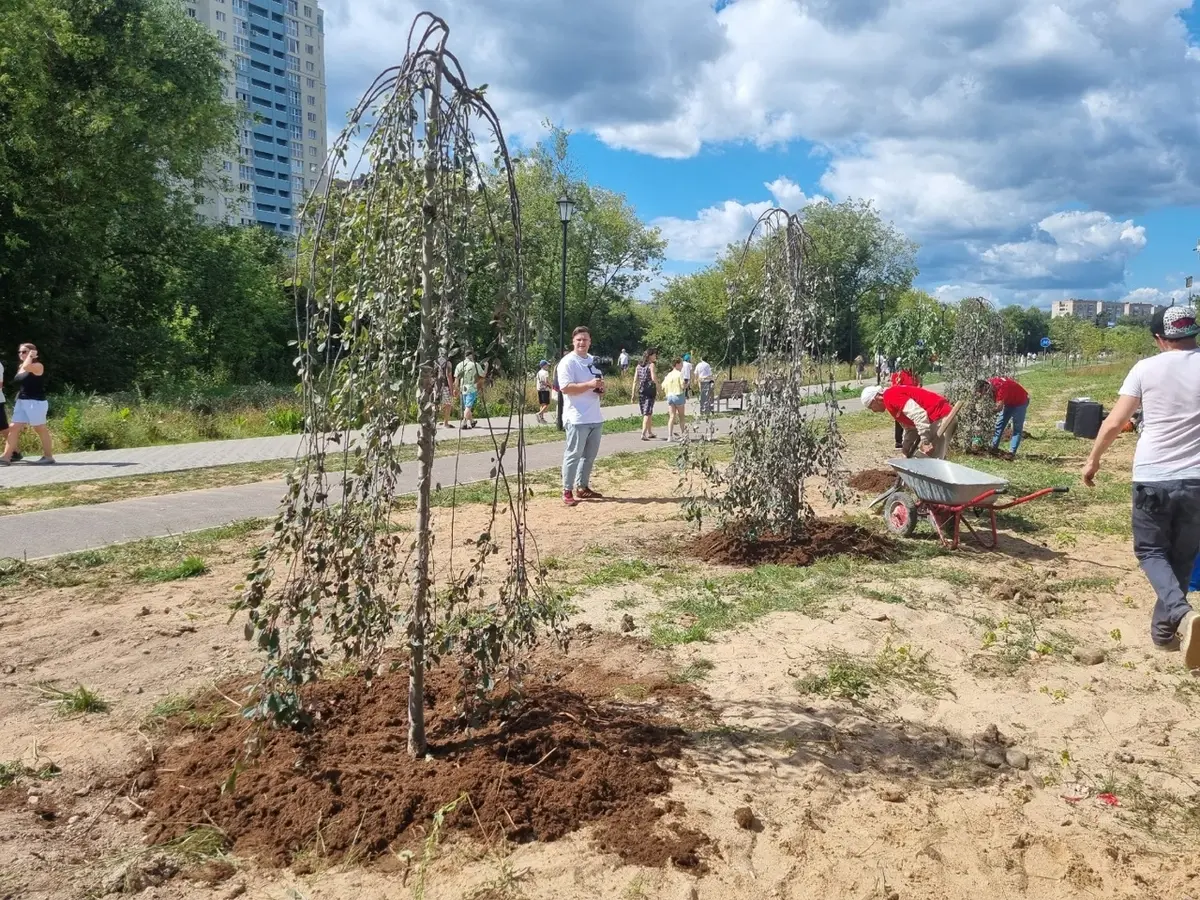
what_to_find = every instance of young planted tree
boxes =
[237,13,562,757]
[683,210,847,539]
[944,297,1014,450]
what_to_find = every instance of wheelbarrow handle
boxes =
[1052,486,1070,493]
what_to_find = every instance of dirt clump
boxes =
[693,520,895,567]
[849,469,899,494]
[144,638,708,871]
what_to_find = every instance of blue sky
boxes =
[321,0,1200,309]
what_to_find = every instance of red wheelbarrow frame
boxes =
[887,485,1070,550]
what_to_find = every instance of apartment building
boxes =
[187,0,327,234]
[1050,299,1104,319]
[1121,302,1154,321]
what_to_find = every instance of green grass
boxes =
[161,825,231,861]
[671,658,716,683]
[582,559,657,587]
[135,555,208,583]
[0,757,61,789]
[795,640,951,701]
[39,684,109,716]
[972,614,1079,674]
[146,693,229,731]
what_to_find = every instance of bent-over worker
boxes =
[976,376,1029,459]
[862,383,954,459]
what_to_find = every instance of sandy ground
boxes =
[2,432,1200,900]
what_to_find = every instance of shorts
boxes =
[461,390,478,410]
[537,389,551,405]
[13,399,47,426]
[639,395,655,416]
[667,393,686,407]
[0,404,7,431]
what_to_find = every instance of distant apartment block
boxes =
[1050,299,1104,319]
[1121,302,1154,321]
[186,0,327,234]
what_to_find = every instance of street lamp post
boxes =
[555,194,575,431]
[849,300,858,378]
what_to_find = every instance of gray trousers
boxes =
[562,422,603,491]
[1132,481,1200,645]
[699,381,715,414]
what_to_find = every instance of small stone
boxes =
[1027,650,1040,661]
[884,890,899,900]
[870,612,889,622]
[1072,647,1106,666]
[733,806,756,829]
[135,687,144,695]
[68,815,80,825]
[1152,733,1170,747]
[1061,818,1073,827]
[1012,832,1031,849]
[223,885,248,900]
[27,795,40,806]
[880,788,907,802]
[136,606,151,617]
[977,747,1006,769]
[1004,749,1029,771]
[1115,751,1135,764]
[2,664,14,675]
[620,614,635,633]
[91,629,100,637]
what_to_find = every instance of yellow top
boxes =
[662,369,685,396]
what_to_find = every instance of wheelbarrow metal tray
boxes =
[887,458,1008,506]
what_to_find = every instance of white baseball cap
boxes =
[861,385,883,407]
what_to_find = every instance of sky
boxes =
[319,0,1200,309]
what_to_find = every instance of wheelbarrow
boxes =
[873,458,1069,550]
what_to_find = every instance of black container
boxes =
[1072,401,1103,439]
[1065,398,1087,432]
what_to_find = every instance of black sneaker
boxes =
[10,452,21,462]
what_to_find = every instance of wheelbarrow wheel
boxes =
[885,491,918,537]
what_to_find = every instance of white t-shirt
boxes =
[556,352,603,426]
[1119,349,1200,482]
[536,369,550,391]
[618,352,629,367]
[681,361,693,381]
[695,361,713,382]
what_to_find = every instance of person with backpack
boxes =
[631,349,659,441]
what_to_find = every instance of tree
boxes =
[944,297,1014,448]
[875,290,952,377]
[1000,305,1051,355]
[239,16,562,757]
[0,0,237,389]
[801,200,919,361]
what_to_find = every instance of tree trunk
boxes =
[409,73,443,759]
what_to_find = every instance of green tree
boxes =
[0,0,236,389]
[875,290,952,376]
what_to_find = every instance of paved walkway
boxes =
[0,377,878,489]
[0,381,926,560]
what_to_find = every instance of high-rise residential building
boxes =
[1050,299,1104,319]
[186,0,327,234]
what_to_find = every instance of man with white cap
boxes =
[861,382,954,459]
[1084,305,1200,667]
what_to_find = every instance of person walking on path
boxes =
[453,351,486,429]
[632,349,659,441]
[854,354,866,380]
[695,353,715,415]
[889,367,921,449]
[618,348,630,375]
[1083,305,1200,667]
[0,343,53,465]
[977,376,1030,459]
[558,326,606,507]
[435,354,454,428]
[535,360,552,425]
[663,357,687,441]
[681,353,693,398]
[861,383,954,459]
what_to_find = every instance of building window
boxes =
[288,89,300,104]
[216,10,226,20]
[305,43,313,54]
[235,20,245,34]
[304,24,313,36]
[290,108,302,122]
[217,30,227,41]
[303,5,311,17]
[223,160,233,172]
[291,124,302,138]
[306,94,315,106]
[287,19,298,35]
[288,55,299,71]
[233,36,249,52]
[307,128,316,139]
[289,38,298,52]
[240,164,253,180]
[305,60,314,72]
[309,162,318,172]
[233,0,246,11]
[186,7,195,17]
[309,146,316,157]
[306,77,314,88]
[287,72,300,86]
[306,111,316,122]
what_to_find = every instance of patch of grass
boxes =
[861,588,908,605]
[0,756,60,789]
[611,594,641,610]
[973,614,1078,674]
[39,684,109,716]
[136,555,208,583]
[795,640,951,702]
[162,825,231,861]
[582,558,657,587]
[1096,772,1200,839]
[671,658,715,683]
[614,683,650,700]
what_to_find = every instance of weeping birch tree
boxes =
[944,296,1015,450]
[237,13,562,757]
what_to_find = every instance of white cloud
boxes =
[651,177,820,263]
[1119,286,1190,307]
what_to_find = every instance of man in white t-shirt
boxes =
[453,351,486,429]
[1084,306,1200,667]
[557,326,605,507]
[618,349,630,374]
[694,354,715,414]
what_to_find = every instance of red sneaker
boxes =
[563,490,578,507]
[575,487,603,500]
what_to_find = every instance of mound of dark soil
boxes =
[693,520,895,567]
[143,636,709,872]
[849,469,900,494]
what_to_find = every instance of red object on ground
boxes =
[882,385,953,429]
[988,377,1029,407]
[1097,793,1120,807]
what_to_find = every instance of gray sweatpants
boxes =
[562,422,603,491]
[1132,480,1200,645]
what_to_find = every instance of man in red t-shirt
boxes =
[889,369,921,449]
[861,384,954,458]
[976,377,1030,458]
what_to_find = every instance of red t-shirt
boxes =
[883,385,953,429]
[890,369,920,387]
[989,377,1028,407]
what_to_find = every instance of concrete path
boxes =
[0,383,923,561]
[0,377,878,489]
